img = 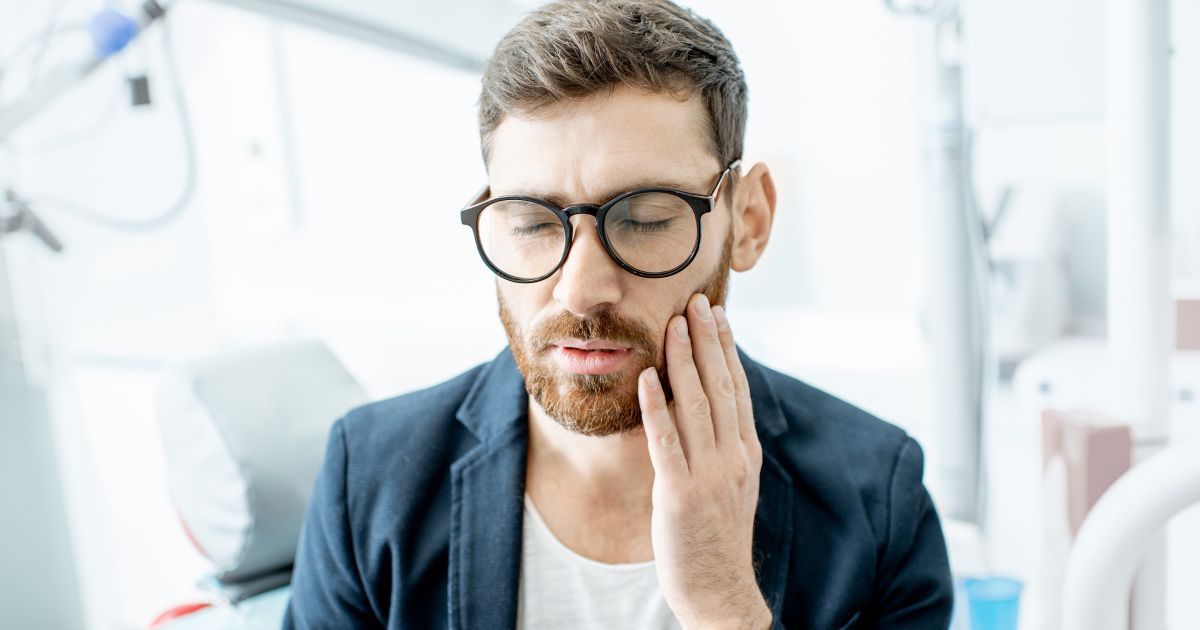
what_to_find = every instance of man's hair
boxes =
[478,0,747,171]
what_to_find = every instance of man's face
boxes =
[488,85,734,437]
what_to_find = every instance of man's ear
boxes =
[730,161,776,273]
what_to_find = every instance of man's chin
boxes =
[552,414,645,438]
[532,366,645,436]
[552,367,627,393]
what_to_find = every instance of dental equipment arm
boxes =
[1,190,62,252]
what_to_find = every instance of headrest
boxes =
[155,339,368,586]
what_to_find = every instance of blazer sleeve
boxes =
[283,418,379,629]
[868,436,954,628]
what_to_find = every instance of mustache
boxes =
[530,308,657,356]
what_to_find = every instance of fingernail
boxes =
[674,317,689,341]
[695,294,713,320]
[712,304,729,331]
[642,367,660,390]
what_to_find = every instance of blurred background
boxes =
[0,0,1197,628]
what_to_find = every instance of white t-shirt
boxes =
[516,493,683,629]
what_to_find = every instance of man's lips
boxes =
[550,339,633,351]
[548,339,635,375]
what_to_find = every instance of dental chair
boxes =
[1062,443,1200,630]
[151,340,369,628]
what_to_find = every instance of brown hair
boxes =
[478,0,747,171]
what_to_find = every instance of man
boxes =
[284,1,953,628]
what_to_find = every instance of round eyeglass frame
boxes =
[459,159,741,283]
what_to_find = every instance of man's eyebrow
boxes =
[508,177,708,207]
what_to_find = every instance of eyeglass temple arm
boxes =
[711,158,742,198]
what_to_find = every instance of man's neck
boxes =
[523,397,657,563]
[525,396,655,506]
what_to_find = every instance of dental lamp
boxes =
[0,0,489,140]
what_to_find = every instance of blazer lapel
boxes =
[450,348,529,630]
[754,451,795,624]
[739,345,796,624]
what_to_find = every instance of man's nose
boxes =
[551,214,623,317]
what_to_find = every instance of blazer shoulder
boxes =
[753,362,925,543]
[338,358,490,455]
[756,361,911,455]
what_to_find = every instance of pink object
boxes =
[1042,409,1133,537]
[1177,297,1200,351]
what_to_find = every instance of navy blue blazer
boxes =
[283,346,952,629]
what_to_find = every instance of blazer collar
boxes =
[736,344,791,442]
[454,346,527,444]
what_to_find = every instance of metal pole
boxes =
[1105,0,1172,626]
[0,246,86,629]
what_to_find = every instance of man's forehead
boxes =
[487,156,717,206]
[486,87,719,201]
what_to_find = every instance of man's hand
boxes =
[638,293,772,630]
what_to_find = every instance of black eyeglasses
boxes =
[459,160,741,283]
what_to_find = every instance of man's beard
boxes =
[498,232,733,437]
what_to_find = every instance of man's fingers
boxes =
[688,293,740,447]
[712,305,758,449]
[639,367,689,478]
[666,313,717,457]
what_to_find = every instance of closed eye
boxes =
[615,218,673,233]
[512,223,559,236]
